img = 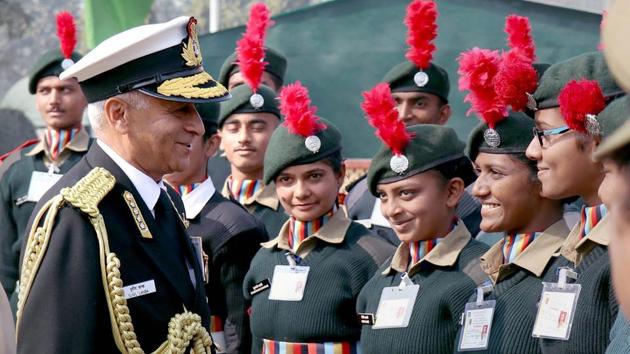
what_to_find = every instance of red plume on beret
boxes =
[361,83,412,156]
[458,48,507,129]
[56,12,77,59]
[280,81,326,137]
[404,0,438,70]
[494,15,538,112]
[236,2,273,93]
[504,15,536,63]
[558,79,606,133]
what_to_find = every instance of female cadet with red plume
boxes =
[242,82,394,354]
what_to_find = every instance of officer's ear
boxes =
[103,97,130,134]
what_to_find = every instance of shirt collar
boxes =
[384,220,471,275]
[26,126,90,157]
[480,219,570,283]
[222,176,279,210]
[261,208,351,257]
[179,177,216,219]
[97,139,164,211]
[559,213,610,265]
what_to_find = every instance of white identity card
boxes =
[26,171,63,202]
[268,265,310,301]
[532,282,581,340]
[372,284,420,329]
[458,300,496,351]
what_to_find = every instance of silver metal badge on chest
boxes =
[414,71,429,87]
[483,128,501,148]
[304,135,321,153]
[390,154,409,174]
[250,93,264,108]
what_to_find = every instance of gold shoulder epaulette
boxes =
[17,167,213,353]
[60,167,116,216]
[16,167,116,330]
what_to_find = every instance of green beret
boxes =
[599,95,630,138]
[218,47,288,88]
[593,95,630,160]
[263,118,342,185]
[194,102,220,136]
[28,50,82,94]
[367,124,473,196]
[466,112,535,161]
[533,52,623,110]
[382,62,450,102]
[218,85,280,127]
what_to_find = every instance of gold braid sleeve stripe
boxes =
[16,167,213,353]
[157,72,228,99]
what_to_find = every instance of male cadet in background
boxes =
[207,47,287,186]
[16,17,229,353]
[218,85,288,237]
[345,1,481,245]
[0,12,88,307]
[164,102,268,354]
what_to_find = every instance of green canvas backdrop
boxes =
[199,0,601,157]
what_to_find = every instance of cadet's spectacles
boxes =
[532,126,570,146]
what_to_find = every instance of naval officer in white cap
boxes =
[16,16,229,354]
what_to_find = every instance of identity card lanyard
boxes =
[458,284,495,351]
[532,267,581,340]
[268,252,310,301]
[372,272,420,329]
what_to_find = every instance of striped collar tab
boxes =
[261,209,352,259]
[44,127,80,160]
[386,219,471,275]
[227,176,262,205]
[579,204,607,240]
[481,219,570,283]
[502,232,540,264]
[407,218,458,270]
[177,182,203,196]
[288,206,337,252]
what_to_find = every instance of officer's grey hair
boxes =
[87,91,150,132]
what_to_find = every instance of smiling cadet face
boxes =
[376,170,463,243]
[473,152,563,234]
[526,107,603,205]
[274,160,345,222]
